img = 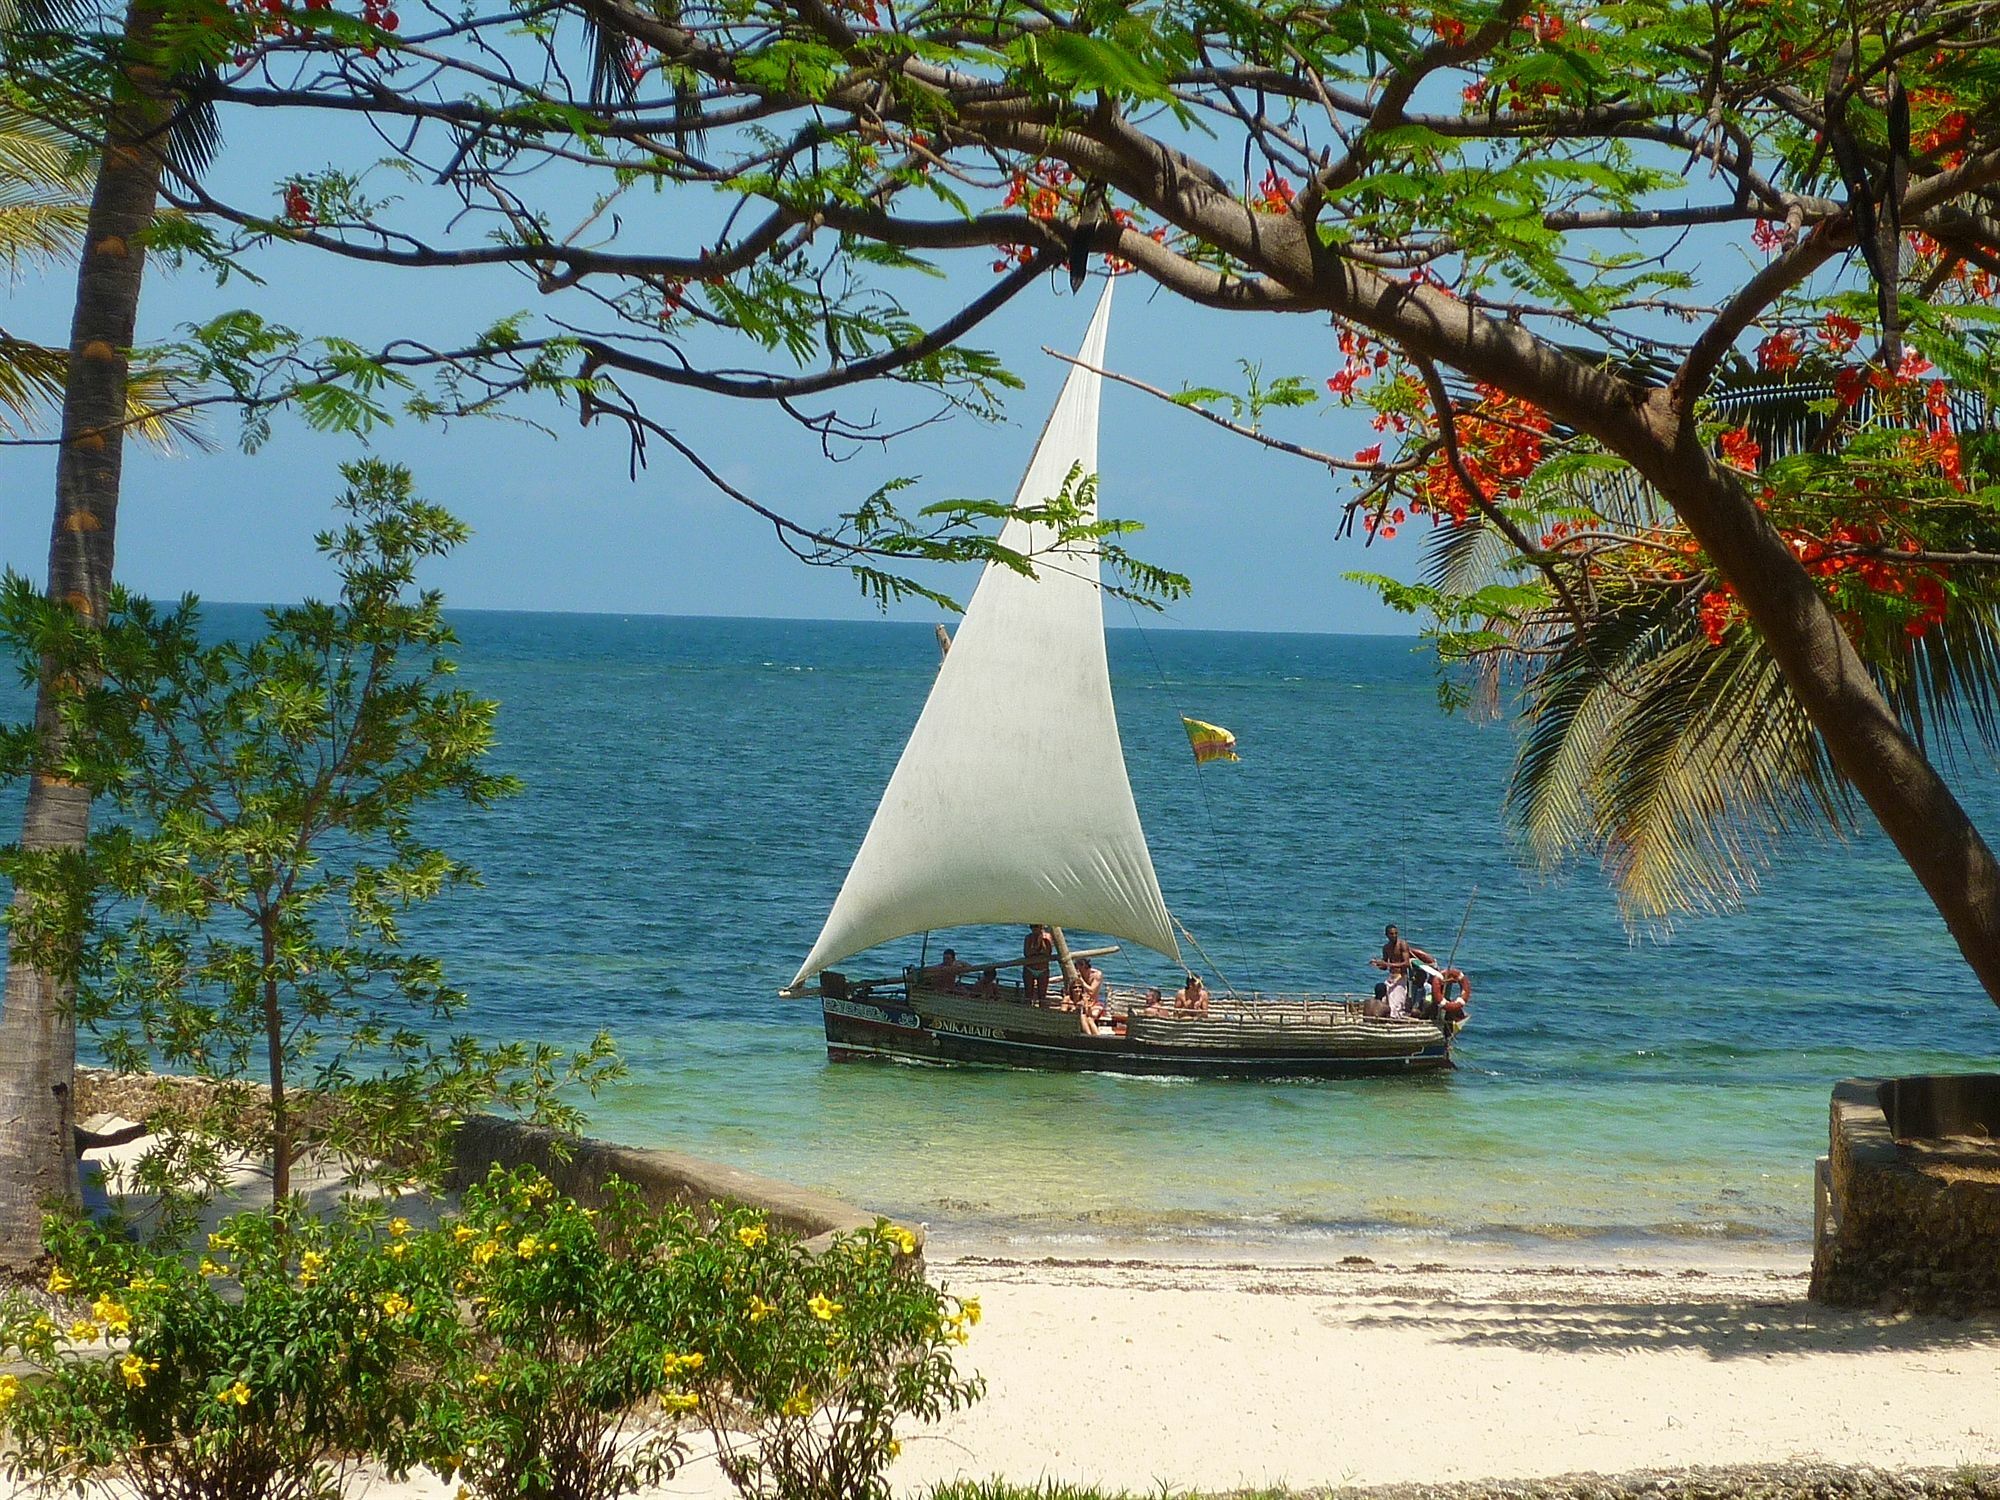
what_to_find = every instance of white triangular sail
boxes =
[791,282,1180,987]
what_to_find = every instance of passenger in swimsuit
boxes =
[1023,925,1055,1004]
[974,966,1002,1000]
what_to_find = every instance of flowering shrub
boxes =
[389,1167,980,1500]
[0,1170,979,1500]
[0,1206,437,1500]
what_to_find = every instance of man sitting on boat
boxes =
[1174,973,1210,1018]
[922,948,968,991]
[1068,955,1106,1012]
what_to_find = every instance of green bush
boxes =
[0,1205,440,1500]
[390,1166,982,1500]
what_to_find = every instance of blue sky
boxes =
[2,108,1434,633]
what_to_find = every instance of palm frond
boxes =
[0,104,92,271]
[0,335,208,449]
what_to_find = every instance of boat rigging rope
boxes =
[1120,596,1250,990]
[1172,913,1242,999]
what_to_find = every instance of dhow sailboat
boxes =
[786,283,1457,1077]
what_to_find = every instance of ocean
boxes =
[365,608,1994,1262]
[43,607,2000,1259]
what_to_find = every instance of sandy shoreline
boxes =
[8,1246,1967,1500]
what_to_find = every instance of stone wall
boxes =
[1810,1075,2000,1313]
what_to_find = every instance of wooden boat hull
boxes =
[820,981,1453,1078]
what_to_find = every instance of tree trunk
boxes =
[1631,402,2000,1008]
[261,914,289,1205]
[0,0,172,1271]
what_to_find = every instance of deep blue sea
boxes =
[52,608,2000,1258]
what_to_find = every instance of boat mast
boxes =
[1049,924,1082,998]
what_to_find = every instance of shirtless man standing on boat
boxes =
[1023,924,1055,1004]
[1370,924,1433,1003]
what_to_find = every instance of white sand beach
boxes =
[281,1247,1997,1500]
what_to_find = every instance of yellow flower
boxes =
[747,1295,777,1324]
[960,1296,981,1326]
[472,1371,496,1388]
[216,1380,251,1407]
[452,1223,478,1244]
[472,1239,503,1266]
[69,1319,100,1344]
[118,1353,154,1390]
[807,1293,843,1322]
[515,1235,541,1260]
[91,1296,132,1335]
[379,1292,413,1320]
[207,1232,235,1252]
[0,1374,20,1411]
[199,1258,228,1278]
[779,1388,814,1418]
[388,1217,411,1237]
[661,1350,705,1376]
[887,1439,903,1460]
[661,1392,699,1413]
[45,1266,73,1295]
[386,1241,408,1260]
[735,1223,767,1248]
[886,1226,918,1256]
[126,1274,162,1293]
[298,1250,326,1287]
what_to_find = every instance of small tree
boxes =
[0,459,620,1223]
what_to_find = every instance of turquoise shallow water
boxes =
[58,608,2000,1256]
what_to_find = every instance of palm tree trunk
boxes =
[0,0,171,1271]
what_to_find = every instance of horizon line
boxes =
[184,599,1425,641]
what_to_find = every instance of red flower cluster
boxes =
[1755,330,1800,372]
[993,162,1077,273]
[227,0,395,65]
[1718,426,1761,472]
[1412,383,1552,526]
[281,181,315,225]
[1325,325,1391,400]
[1750,219,1789,254]
[1255,169,1295,214]
[1430,15,1467,43]
[1698,587,1739,646]
[1782,522,1953,639]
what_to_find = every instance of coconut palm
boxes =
[0,0,216,1266]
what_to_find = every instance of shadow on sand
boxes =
[1338,1294,2000,1359]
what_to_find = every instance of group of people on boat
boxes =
[1367,923,1470,1027]
[915,919,1468,1035]
[917,927,1213,1036]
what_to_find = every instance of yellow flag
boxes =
[1181,717,1239,764]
